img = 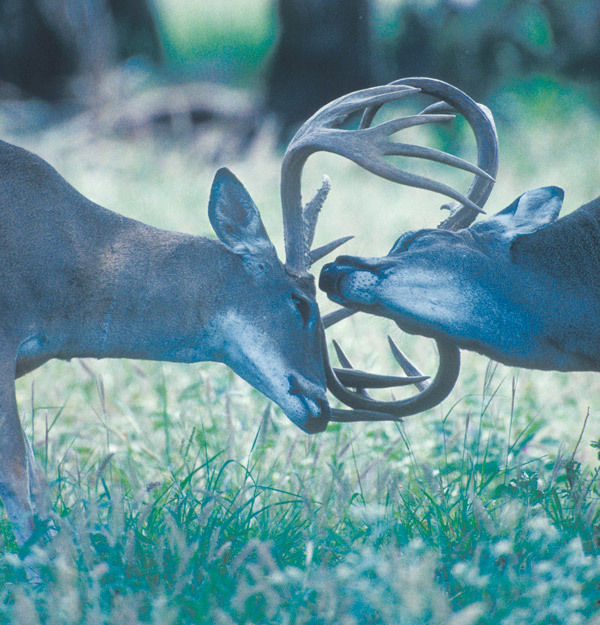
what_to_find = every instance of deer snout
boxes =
[300,397,329,434]
[319,261,347,297]
[321,256,392,290]
[320,258,383,306]
[288,374,330,434]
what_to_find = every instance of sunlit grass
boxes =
[1,92,600,622]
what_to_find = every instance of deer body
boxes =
[321,186,600,372]
[0,139,330,553]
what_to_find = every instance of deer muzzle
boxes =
[288,374,330,433]
[320,258,386,307]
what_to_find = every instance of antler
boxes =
[280,81,496,277]
[326,333,461,423]
[281,77,498,421]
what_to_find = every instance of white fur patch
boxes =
[216,311,311,425]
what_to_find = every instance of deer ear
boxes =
[209,168,277,258]
[473,187,565,240]
[472,186,564,240]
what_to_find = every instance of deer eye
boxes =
[390,229,429,254]
[291,294,312,328]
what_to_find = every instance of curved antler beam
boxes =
[322,325,461,422]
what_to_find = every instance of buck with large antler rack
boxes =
[280,77,498,421]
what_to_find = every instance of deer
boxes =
[322,184,600,373]
[0,82,444,567]
[317,79,600,405]
[0,78,504,575]
[0,134,374,562]
[0,143,326,552]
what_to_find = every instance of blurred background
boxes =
[1,0,599,143]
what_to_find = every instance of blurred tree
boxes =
[392,0,600,100]
[0,0,161,101]
[544,0,600,80]
[267,0,373,141]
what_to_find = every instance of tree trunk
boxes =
[267,0,372,141]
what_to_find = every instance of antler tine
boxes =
[309,236,354,266]
[332,340,369,398]
[303,175,331,252]
[334,369,429,389]
[281,84,421,277]
[322,307,356,329]
[299,84,422,133]
[359,77,498,230]
[418,101,454,116]
[332,339,353,368]
[383,143,494,182]
[387,336,429,393]
[358,89,454,127]
[342,155,486,215]
[331,339,428,390]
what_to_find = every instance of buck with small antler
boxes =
[2,80,453,561]
[0,144,329,551]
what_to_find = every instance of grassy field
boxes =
[1,83,600,623]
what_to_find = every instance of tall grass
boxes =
[1,86,600,623]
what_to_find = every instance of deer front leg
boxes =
[0,358,39,547]
[22,426,49,530]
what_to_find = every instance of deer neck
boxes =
[17,225,235,374]
[500,206,600,371]
[89,230,234,363]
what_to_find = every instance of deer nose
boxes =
[319,261,347,295]
[288,374,330,434]
[321,257,392,296]
[301,397,330,434]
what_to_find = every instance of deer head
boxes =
[204,167,331,433]
[322,184,600,373]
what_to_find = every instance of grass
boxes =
[1,85,600,623]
